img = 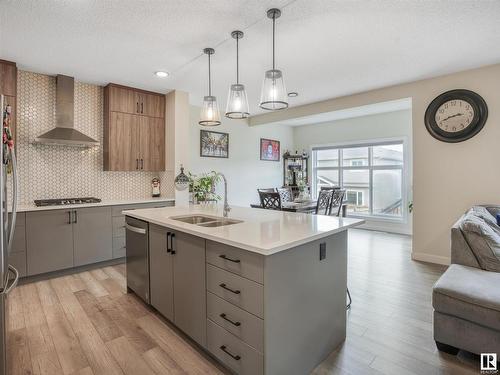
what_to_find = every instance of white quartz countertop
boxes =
[15,197,175,212]
[124,205,364,255]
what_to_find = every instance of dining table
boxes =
[250,199,318,213]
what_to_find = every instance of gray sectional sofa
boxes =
[433,205,500,357]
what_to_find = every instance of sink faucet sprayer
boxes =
[214,172,231,217]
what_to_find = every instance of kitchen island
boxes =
[124,205,363,375]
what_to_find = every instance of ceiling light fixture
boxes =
[225,30,250,119]
[155,71,169,78]
[259,8,288,111]
[287,92,298,97]
[199,48,221,126]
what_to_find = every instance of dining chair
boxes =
[257,188,276,193]
[259,192,282,210]
[277,187,293,203]
[329,189,346,216]
[315,189,334,215]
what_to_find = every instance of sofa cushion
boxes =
[433,264,500,331]
[460,212,500,272]
[472,206,500,236]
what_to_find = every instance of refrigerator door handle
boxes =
[7,149,18,254]
[1,265,19,295]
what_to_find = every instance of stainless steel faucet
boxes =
[215,172,231,217]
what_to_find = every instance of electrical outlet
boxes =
[320,242,326,260]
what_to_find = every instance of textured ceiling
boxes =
[1,0,500,116]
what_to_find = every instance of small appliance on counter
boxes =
[34,197,101,207]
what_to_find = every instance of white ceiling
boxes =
[266,98,412,127]
[1,0,500,116]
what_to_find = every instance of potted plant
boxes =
[189,172,222,204]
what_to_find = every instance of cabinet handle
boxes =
[136,102,139,113]
[73,210,78,224]
[219,283,240,295]
[141,102,144,113]
[166,232,171,253]
[141,159,144,170]
[219,254,241,263]
[67,211,72,224]
[170,233,176,254]
[220,345,241,361]
[136,159,139,170]
[219,313,241,327]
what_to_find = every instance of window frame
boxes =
[312,138,408,222]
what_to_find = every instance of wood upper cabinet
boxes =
[108,85,138,114]
[0,60,17,142]
[139,92,165,118]
[104,84,166,171]
[107,112,140,171]
[0,60,17,97]
[139,116,165,171]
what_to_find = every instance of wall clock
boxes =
[424,89,488,143]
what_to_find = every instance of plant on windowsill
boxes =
[188,172,222,204]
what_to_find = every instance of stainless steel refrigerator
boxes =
[0,95,19,375]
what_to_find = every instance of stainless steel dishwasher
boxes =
[125,216,150,304]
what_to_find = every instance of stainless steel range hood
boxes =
[34,75,99,147]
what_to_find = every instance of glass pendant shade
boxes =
[259,8,288,111]
[225,84,249,119]
[199,95,221,126]
[174,164,190,191]
[259,69,288,110]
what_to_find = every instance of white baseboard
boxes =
[411,252,450,266]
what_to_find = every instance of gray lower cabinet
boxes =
[149,224,174,321]
[9,212,27,277]
[73,207,112,266]
[26,210,74,275]
[148,225,207,347]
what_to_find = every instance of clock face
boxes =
[434,99,475,133]
[425,89,488,143]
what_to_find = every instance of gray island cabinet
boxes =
[125,205,363,375]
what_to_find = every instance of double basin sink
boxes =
[170,215,242,227]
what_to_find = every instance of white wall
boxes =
[188,106,294,207]
[250,63,500,265]
[293,109,412,234]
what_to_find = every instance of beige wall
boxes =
[251,63,500,265]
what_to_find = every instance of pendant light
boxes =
[199,48,221,126]
[259,8,288,111]
[225,31,250,119]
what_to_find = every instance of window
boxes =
[312,140,405,219]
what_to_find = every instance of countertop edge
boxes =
[123,210,365,256]
[15,198,175,212]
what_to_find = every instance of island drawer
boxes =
[207,291,263,352]
[206,241,264,284]
[207,319,263,375]
[207,264,263,318]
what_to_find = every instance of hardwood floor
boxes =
[7,229,480,375]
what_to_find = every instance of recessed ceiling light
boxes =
[155,71,169,78]
[288,92,298,97]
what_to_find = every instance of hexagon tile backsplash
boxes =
[13,71,174,205]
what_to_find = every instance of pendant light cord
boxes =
[236,36,239,84]
[272,14,276,71]
[208,52,212,96]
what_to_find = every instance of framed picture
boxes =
[260,138,280,161]
[200,130,229,158]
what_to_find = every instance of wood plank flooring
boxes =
[7,229,481,375]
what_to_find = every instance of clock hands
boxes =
[441,113,463,122]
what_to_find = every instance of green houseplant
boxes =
[189,171,222,203]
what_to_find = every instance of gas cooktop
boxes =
[34,197,102,207]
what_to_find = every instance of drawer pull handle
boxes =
[220,345,241,361]
[220,313,241,326]
[219,254,241,263]
[219,283,240,295]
